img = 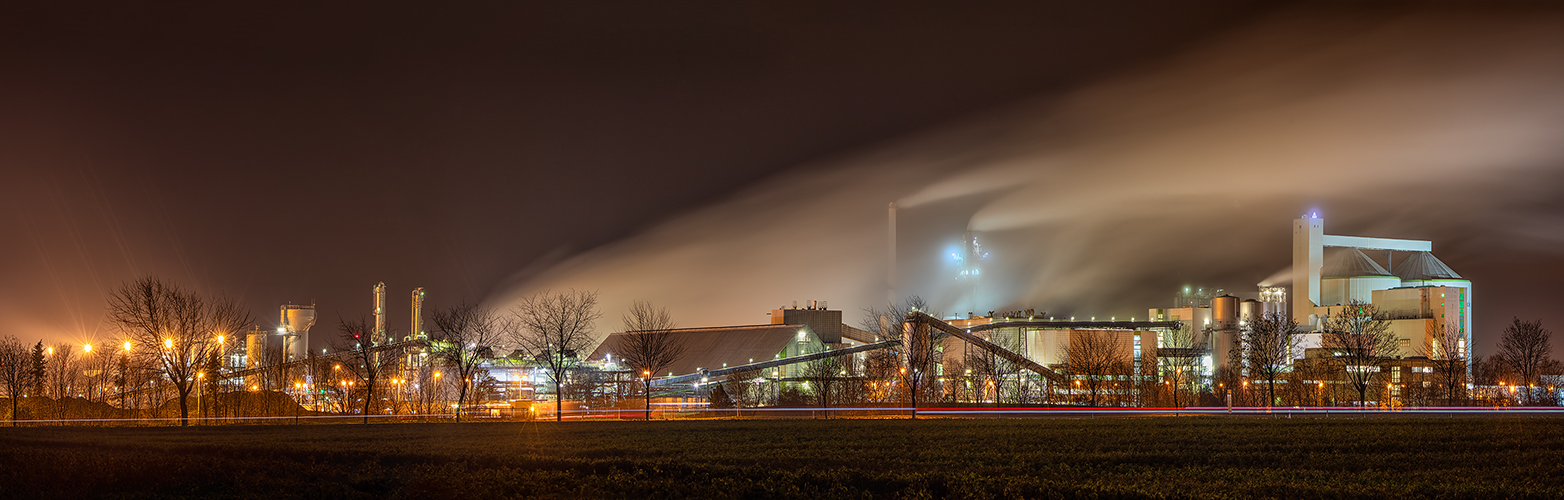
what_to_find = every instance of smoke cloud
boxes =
[491,6,1564,353]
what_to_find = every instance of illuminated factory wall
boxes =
[1288,216,1471,371]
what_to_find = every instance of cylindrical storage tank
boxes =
[1239,299,1262,325]
[1212,295,1239,331]
[1211,329,1233,371]
[246,328,267,369]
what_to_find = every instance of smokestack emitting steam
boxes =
[489,8,1564,332]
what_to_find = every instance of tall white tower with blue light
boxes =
[954,231,989,315]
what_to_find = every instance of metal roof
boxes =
[1322,248,1392,278]
[1392,251,1463,280]
[589,324,812,376]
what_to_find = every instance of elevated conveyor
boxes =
[652,315,1179,388]
[658,339,899,386]
[908,312,1068,384]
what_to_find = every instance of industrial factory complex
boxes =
[220,215,1475,413]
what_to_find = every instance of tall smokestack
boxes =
[1292,216,1323,329]
[887,202,897,305]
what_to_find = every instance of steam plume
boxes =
[491,7,1564,336]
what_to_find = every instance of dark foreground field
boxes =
[2,417,1562,499]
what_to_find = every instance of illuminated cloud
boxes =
[492,8,1564,336]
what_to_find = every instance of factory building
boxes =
[767,301,878,347]
[941,315,1157,376]
[1127,215,1472,405]
[586,301,868,380]
[1291,215,1472,362]
[592,324,828,379]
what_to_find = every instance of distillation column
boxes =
[372,282,387,345]
[410,287,426,340]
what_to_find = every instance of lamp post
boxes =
[197,371,205,425]
[642,370,653,421]
[433,372,443,419]
[81,344,94,402]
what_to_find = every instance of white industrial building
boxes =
[1291,214,1472,363]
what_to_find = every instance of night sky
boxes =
[4,2,1561,358]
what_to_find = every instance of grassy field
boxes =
[2,417,1562,499]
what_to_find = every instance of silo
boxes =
[1319,248,1401,306]
[1239,299,1263,324]
[1212,295,1238,331]
[245,325,267,369]
[280,304,316,362]
[1211,295,1239,373]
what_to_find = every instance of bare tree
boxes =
[411,364,448,417]
[1160,321,1203,408]
[861,349,899,404]
[1214,347,1246,407]
[107,277,252,426]
[1240,311,1299,407]
[1497,317,1553,405]
[45,343,78,419]
[1061,329,1129,406]
[615,301,685,421]
[801,356,845,417]
[862,296,936,418]
[333,316,404,424]
[0,336,28,426]
[975,331,1027,404]
[1422,321,1468,406]
[428,303,505,423]
[726,367,766,411]
[1322,303,1398,408]
[511,289,602,422]
[964,351,1001,403]
[314,356,351,414]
